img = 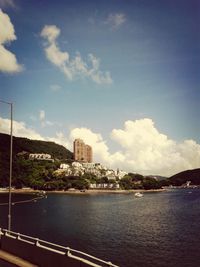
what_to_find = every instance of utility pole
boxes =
[0,100,13,231]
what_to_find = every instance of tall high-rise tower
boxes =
[73,139,93,163]
[85,144,92,163]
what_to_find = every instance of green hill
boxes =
[0,133,73,187]
[0,133,73,159]
[168,168,200,186]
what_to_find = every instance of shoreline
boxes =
[0,188,166,195]
[49,188,166,194]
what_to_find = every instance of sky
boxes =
[0,0,199,176]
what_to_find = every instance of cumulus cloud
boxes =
[69,127,111,163]
[69,127,127,167]
[110,119,200,176]
[105,13,126,30]
[0,117,69,147]
[1,116,199,176]
[68,119,200,176]
[0,9,23,73]
[47,132,70,149]
[0,117,44,140]
[40,25,112,84]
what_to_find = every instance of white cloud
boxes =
[0,117,44,140]
[1,116,199,177]
[39,110,54,127]
[69,127,111,163]
[40,25,113,84]
[0,117,69,147]
[39,110,45,121]
[110,119,200,176]
[0,9,23,73]
[40,25,60,43]
[68,119,200,176]
[46,132,70,149]
[105,13,126,30]
[0,9,15,43]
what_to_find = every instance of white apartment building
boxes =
[89,183,120,189]
[58,162,126,180]
[60,163,70,169]
[29,153,54,162]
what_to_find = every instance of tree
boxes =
[98,176,109,183]
[72,179,90,190]
[142,177,162,190]
[119,176,132,190]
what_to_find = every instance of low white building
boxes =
[116,170,127,179]
[82,163,96,169]
[60,163,70,169]
[58,161,126,180]
[72,162,83,168]
[89,183,120,189]
[29,153,54,162]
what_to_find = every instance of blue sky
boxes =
[0,0,199,175]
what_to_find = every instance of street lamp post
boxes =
[0,100,13,231]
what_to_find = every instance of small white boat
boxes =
[134,192,143,198]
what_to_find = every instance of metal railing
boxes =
[0,229,119,267]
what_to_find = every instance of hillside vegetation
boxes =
[1,133,199,190]
[168,168,200,186]
[0,133,72,159]
[0,133,73,186]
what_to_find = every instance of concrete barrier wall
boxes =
[0,235,90,267]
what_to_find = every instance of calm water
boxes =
[0,189,200,267]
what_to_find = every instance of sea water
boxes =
[0,189,199,267]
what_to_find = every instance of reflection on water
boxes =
[0,189,200,267]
